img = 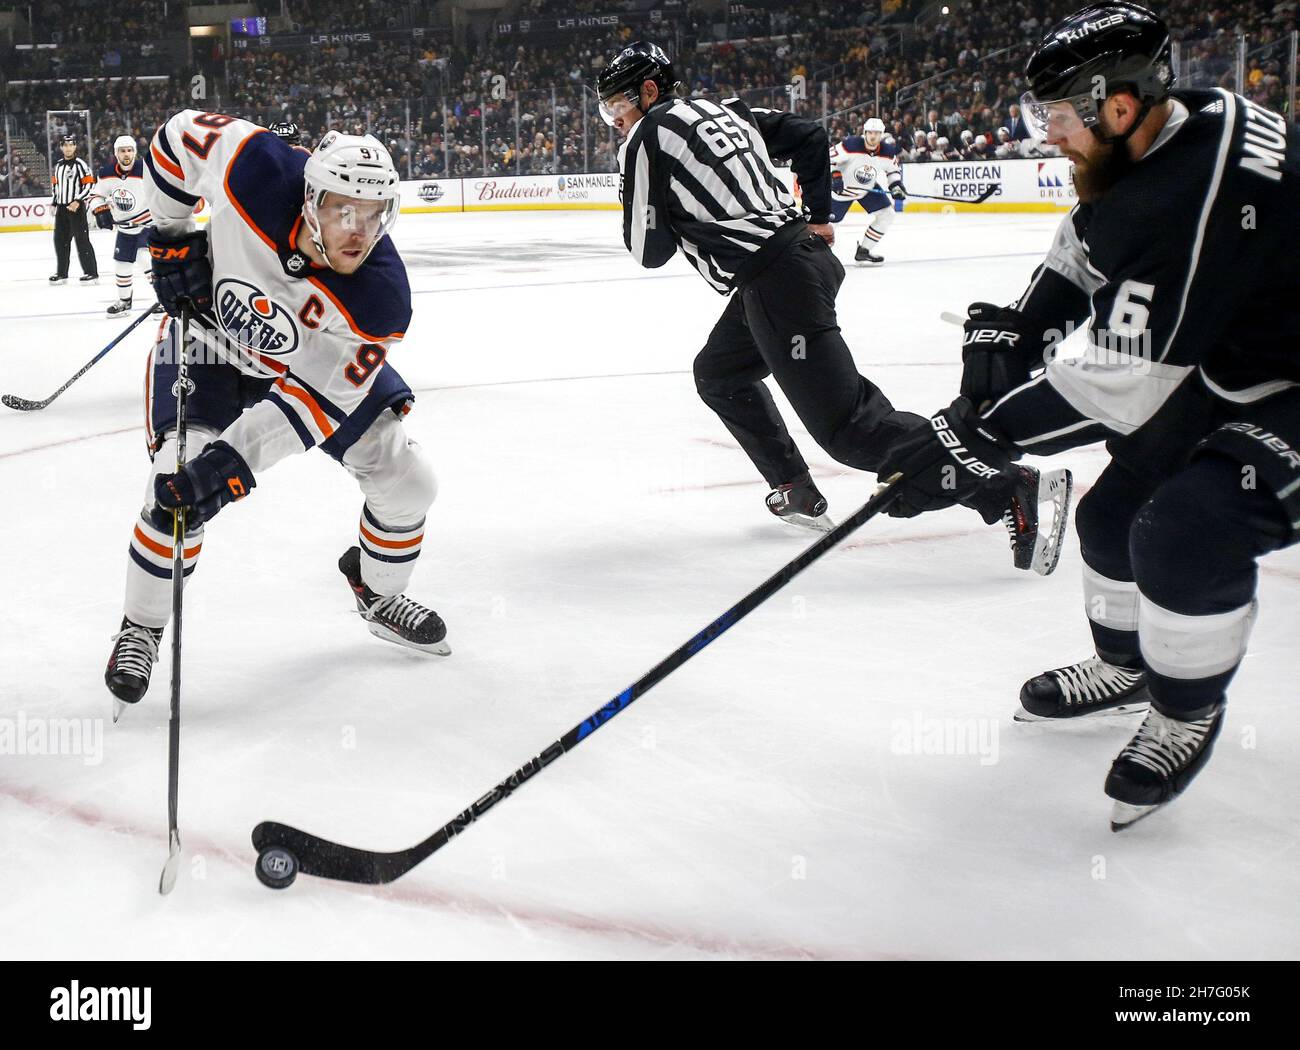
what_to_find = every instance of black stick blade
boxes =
[252,821,422,885]
[1,394,44,411]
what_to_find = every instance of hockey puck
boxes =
[255,846,299,889]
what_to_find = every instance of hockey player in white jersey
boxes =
[828,118,906,266]
[90,135,151,316]
[105,111,448,709]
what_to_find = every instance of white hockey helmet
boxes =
[114,134,136,151]
[302,130,400,269]
[863,117,886,135]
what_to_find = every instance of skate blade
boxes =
[854,258,884,268]
[366,621,451,657]
[1012,701,1149,723]
[1110,799,1163,832]
[1030,469,1073,576]
[775,512,836,534]
[112,699,128,725]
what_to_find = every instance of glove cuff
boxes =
[191,440,256,502]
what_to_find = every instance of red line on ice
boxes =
[0,425,135,460]
[0,777,902,959]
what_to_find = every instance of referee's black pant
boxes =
[53,203,98,279]
[693,230,922,487]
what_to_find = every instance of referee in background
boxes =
[599,42,922,531]
[49,134,99,285]
[598,42,1058,570]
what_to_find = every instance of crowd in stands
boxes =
[19,0,183,44]
[2,0,1296,195]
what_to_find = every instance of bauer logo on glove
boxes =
[931,412,1006,481]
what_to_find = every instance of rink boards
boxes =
[0,158,1075,232]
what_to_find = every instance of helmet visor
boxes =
[1020,90,1101,142]
[598,87,641,127]
[306,191,400,267]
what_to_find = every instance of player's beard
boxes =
[1069,136,1135,203]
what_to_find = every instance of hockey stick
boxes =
[158,306,192,896]
[251,473,904,889]
[1,302,161,412]
[905,185,999,205]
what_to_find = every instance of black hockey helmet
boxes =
[269,120,302,146]
[1022,3,1174,143]
[595,41,679,125]
[59,133,78,146]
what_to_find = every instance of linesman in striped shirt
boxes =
[599,43,1062,571]
[48,134,100,285]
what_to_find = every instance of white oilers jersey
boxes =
[143,109,412,475]
[830,140,901,200]
[829,147,879,200]
[91,157,151,231]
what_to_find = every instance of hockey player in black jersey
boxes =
[878,2,1300,829]
[598,42,1070,574]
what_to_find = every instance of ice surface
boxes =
[1,210,1297,959]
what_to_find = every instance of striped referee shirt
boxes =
[50,156,95,205]
[618,96,832,293]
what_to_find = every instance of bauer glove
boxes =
[877,397,1018,518]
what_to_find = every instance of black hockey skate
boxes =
[1003,465,1072,575]
[853,245,884,266]
[79,274,99,284]
[105,617,164,722]
[1106,703,1224,831]
[48,275,67,285]
[106,296,132,317]
[1016,655,1150,722]
[339,546,450,656]
[766,472,834,533]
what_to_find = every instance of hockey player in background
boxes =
[828,117,906,266]
[90,135,151,317]
[104,113,448,710]
[598,42,1070,573]
[877,2,1300,829]
[269,120,309,153]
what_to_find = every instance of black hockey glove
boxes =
[877,397,1018,519]
[148,229,213,316]
[93,205,114,230]
[889,181,906,201]
[153,440,255,527]
[959,302,1034,410]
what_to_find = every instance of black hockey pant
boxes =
[1075,394,1300,717]
[53,203,97,279]
[692,232,923,487]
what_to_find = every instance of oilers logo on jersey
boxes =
[214,279,301,357]
[831,156,879,201]
[849,160,878,193]
[109,185,140,216]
